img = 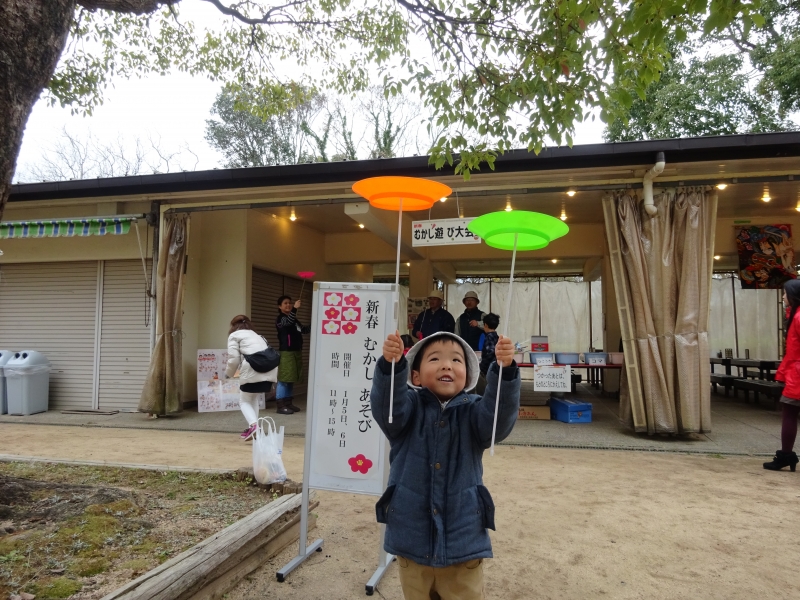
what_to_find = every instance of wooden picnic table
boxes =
[729,358,779,381]
[709,357,732,376]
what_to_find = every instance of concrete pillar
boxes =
[410,259,434,297]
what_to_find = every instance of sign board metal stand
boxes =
[277,282,396,595]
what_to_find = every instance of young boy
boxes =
[477,313,500,395]
[371,330,520,600]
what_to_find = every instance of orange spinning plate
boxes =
[352,176,452,211]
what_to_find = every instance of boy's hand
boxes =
[495,336,514,367]
[383,331,403,362]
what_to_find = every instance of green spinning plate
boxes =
[468,210,569,251]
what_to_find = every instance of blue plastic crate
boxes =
[550,397,592,423]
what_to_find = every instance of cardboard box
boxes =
[550,397,592,423]
[530,336,549,352]
[518,406,551,420]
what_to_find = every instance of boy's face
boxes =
[411,340,468,399]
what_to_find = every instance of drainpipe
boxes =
[642,151,666,216]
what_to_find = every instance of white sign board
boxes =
[412,218,481,246]
[533,365,571,392]
[197,349,265,412]
[307,283,393,496]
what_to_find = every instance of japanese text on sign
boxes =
[533,365,571,392]
[313,288,387,482]
[411,218,481,246]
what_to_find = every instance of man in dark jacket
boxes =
[371,331,520,599]
[456,290,486,350]
[411,289,455,339]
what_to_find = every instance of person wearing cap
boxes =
[455,291,487,351]
[411,289,455,340]
[371,330,520,599]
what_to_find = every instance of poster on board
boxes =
[307,283,394,496]
[533,365,571,392]
[197,349,265,412]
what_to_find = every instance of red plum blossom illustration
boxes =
[343,293,360,306]
[342,322,358,335]
[348,454,373,474]
[324,307,340,320]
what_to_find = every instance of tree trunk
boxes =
[0,0,76,220]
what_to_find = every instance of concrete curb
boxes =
[0,454,236,474]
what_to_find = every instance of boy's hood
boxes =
[405,331,479,392]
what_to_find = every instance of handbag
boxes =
[243,337,281,373]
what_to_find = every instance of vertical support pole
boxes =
[490,233,518,456]
[277,283,324,582]
[388,198,403,424]
[731,274,739,358]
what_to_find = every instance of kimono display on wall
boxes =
[735,224,797,289]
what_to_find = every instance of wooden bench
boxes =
[710,374,737,396]
[732,378,784,407]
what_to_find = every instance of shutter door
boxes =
[97,260,152,410]
[251,268,285,345]
[0,262,97,410]
[251,268,313,395]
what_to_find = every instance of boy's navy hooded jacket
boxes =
[370,351,520,568]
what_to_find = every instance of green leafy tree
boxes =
[719,0,800,113]
[604,46,795,141]
[1,0,764,218]
[205,84,325,167]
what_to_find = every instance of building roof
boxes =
[9,132,800,203]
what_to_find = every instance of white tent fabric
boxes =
[446,279,597,353]
[708,275,779,359]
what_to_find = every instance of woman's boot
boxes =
[276,399,295,415]
[285,396,302,412]
[763,450,799,471]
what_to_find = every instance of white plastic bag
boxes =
[252,416,287,485]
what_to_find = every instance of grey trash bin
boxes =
[0,350,13,415]
[5,351,51,416]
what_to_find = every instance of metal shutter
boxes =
[0,261,97,410]
[97,260,152,410]
[251,268,313,395]
[251,268,284,345]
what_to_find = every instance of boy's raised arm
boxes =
[370,332,417,440]
[471,336,521,448]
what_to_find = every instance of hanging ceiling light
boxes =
[560,203,567,221]
[358,223,365,228]
[504,196,513,212]
[551,258,558,264]
[761,186,771,202]
[566,189,576,197]
[439,196,447,202]
[714,255,721,260]
[289,208,297,221]
[716,183,728,190]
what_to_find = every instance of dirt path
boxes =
[2,425,798,599]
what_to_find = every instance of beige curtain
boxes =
[607,189,716,434]
[139,214,188,415]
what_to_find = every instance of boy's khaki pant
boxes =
[397,556,485,600]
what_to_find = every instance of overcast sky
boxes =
[14,2,608,183]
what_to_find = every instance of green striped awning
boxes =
[0,217,135,239]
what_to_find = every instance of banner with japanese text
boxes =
[307,283,393,495]
[411,218,481,246]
